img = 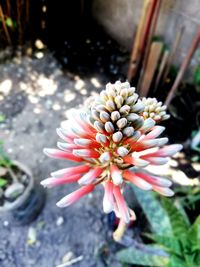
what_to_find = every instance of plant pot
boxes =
[0,160,45,225]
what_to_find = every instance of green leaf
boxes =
[131,186,172,235]
[0,178,8,187]
[188,215,200,247]
[167,255,186,267]
[6,17,13,28]
[0,114,5,123]
[149,235,182,256]
[117,247,169,266]
[161,198,190,237]
[194,67,200,85]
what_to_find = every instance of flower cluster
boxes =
[41,81,182,224]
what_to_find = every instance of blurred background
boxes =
[0,0,200,267]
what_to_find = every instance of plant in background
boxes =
[41,81,182,238]
[117,186,200,267]
[0,141,45,224]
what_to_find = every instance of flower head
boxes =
[41,81,182,224]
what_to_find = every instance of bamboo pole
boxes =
[165,29,200,106]
[162,26,185,85]
[138,0,161,90]
[127,0,151,82]
[0,4,12,45]
[140,41,163,97]
[154,50,169,92]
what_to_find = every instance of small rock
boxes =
[0,167,7,176]
[62,251,74,263]
[3,220,9,227]
[4,183,25,200]
[56,216,64,226]
[27,227,37,245]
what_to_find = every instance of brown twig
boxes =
[139,41,163,97]
[154,50,169,92]
[0,4,12,45]
[138,0,162,90]
[162,26,185,86]
[165,29,200,106]
[127,0,151,82]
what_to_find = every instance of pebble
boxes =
[4,183,25,200]
[56,216,64,226]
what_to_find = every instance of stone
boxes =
[4,183,25,201]
[56,216,64,226]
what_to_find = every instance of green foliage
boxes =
[132,186,172,235]
[194,66,200,86]
[117,187,200,267]
[0,140,12,168]
[0,114,5,123]
[175,186,200,211]
[0,178,8,187]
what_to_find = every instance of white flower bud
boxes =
[117,147,129,157]
[112,131,123,142]
[115,95,124,108]
[100,111,110,122]
[94,121,105,133]
[116,118,127,129]
[119,105,130,114]
[106,100,115,111]
[111,111,120,121]
[105,121,115,133]
[123,127,134,137]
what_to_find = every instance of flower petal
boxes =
[152,185,174,197]
[113,186,130,224]
[103,181,114,213]
[51,165,90,178]
[134,172,172,187]
[123,170,152,190]
[40,174,82,188]
[78,167,103,185]
[56,185,95,207]
[110,165,123,185]
[73,149,100,158]
[43,148,83,162]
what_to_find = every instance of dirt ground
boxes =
[0,53,121,267]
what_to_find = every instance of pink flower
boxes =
[41,81,182,224]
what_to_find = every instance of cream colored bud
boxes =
[123,127,134,137]
[112,131,123,143]
[126,95,136,105]
[131,102,145,113]
[119,105,130,114]
[91,110,100,121]
[116,118,127,129]
[99,152,111,163]
[120,89,128,99]
[127,87,136,96]
[100,111,110,122]
[94,121,105,133]
[105,121,115,133]
[111,111,120,121]
[115,95,124,109]
[127,113,140,122]
[106,100,115,111]
[162,114,170,120]
[96,133,108,144]
[100,90,108,101]
[117,147,129,157]
[96,105,106,112]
